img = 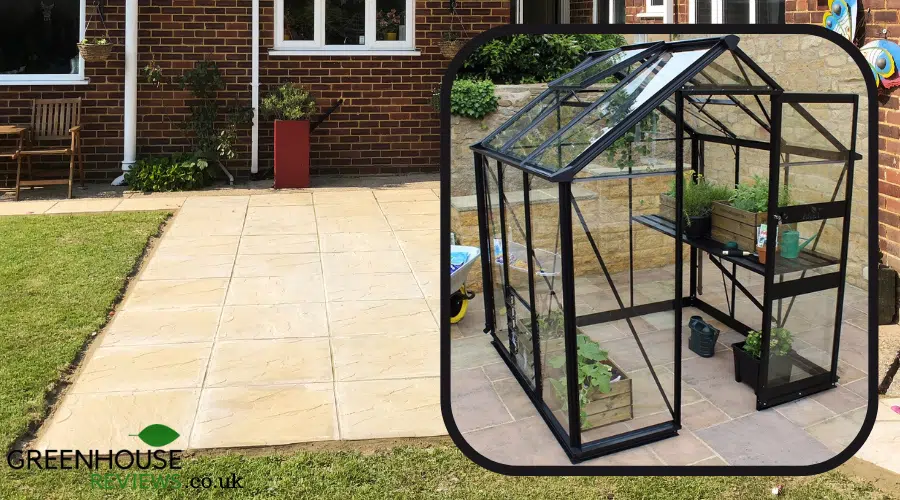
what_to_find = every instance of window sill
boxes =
[268,48,421,57]
[637,12,664,19]
[0,78,90,86]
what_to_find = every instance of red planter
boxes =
[274,119,310,189]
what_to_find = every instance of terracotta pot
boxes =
[757,245,766,264]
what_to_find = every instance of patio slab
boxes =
[32,180,444,451]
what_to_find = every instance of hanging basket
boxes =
[439,38,464,59]
[78,42,114,63]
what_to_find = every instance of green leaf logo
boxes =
[130,424,180,447]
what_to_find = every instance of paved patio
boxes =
[29,181,444,451]
[450,258,873,466]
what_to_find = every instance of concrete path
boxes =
[31,184,444,451]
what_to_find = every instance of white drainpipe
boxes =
[251,0,260,174]
[113,0,138,185]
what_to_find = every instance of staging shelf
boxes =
[633,214,839,275]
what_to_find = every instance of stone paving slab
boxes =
[30,181,443,451]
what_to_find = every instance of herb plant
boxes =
[666,173,732,224]
[125,154,212,192]
[730,174,792,213]
[449,79,498,119]
[743,328,793,359]
[260,83,318,121]
[548,334,614,429]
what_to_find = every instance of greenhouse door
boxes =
[755,93,859,409]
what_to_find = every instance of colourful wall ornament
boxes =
[823,0,900,88]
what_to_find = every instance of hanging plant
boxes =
[440,31,465,59]
[78,37,113,63]
[141,60,164,87]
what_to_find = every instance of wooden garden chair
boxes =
[15,98,84,201]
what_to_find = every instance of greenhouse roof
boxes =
[472,35,805,181]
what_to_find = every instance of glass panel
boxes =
[723,0,751,24]
[326,0,365,45]
[696,0,712,23]
[0,0,81,76]
[283,0,315,41]
[526,48,713,173]
[484,91,561,152]
[575,109,679,179]
[503,175,536,385]
[568,184,677,445]
[781,101,852,157]
[504,93,589,160]
[755,0,784,24]
[375,0,406,42]
[553,48,651,89]
[484,163,508,356]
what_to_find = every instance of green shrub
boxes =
[124,154,212,192]
[450,79,498,119]
[730,174,792,213]
[261,83,318,121]
[459,34,626,84]
[743,328,793,359]
[666,173,733,221]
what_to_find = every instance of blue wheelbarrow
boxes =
[450,245,480,324]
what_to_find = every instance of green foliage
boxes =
[449,80,498,119]
[177,61,254,160]
[743,328,794,359]
[124,154,213,192]
[261,83,318,121]
[549,334,613,429]
[730,174,792,213]
[666,173,733,221]
[459,34,626,84]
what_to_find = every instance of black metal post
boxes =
[496,162,515,357]
[757,91,783,406]
[523,171,542,392]
[473,153,495,335]
[674,91,684,428]
[558,182,581,449]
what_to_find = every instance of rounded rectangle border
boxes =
[439,22,879,476]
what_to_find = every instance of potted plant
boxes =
[732,328,794,390]
[660,173,732,238]
[376,9,402,41]
[260,83,318,189]
[547,334,633,430]
[77,38,113,63]
[440,31,464,59]
[711,174,792,251]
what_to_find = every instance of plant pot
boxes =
[732,341,793,390]
[386,32,398,41]
[685,215,711,239]
[439,38,464,59]
[274,119,310,189]
[756,245,766,264]
[546,359,633,431]
[78,43,114,63]
[688,315,719,358]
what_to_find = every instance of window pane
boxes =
[375,0,406,42]
[0,0,80,76]
[723,0,750,24]
[755,0,785,23]
[650,0,664,6]
[696,0,712,23]
[326,0,365,45]
[283,0,315,41]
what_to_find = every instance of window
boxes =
[0,0,86,83]
[691,0,784,24]
[646,0,665,15]
[275,0,415,53]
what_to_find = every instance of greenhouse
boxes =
[469,35,861,462]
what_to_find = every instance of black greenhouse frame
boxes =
[470,35,861,463]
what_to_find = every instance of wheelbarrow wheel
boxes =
[450,286,469,324]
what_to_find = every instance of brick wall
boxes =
[785,1,900,271]
[0,3,125,183]
[0,0,510,185]
[571,0,594,24]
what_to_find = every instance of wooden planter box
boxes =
[659,193,677,222]
[710,202,795,250]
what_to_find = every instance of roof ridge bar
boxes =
[517,52,667,171]
[549,40,732,181]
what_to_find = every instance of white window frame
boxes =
[645,0,666,16]
[0,0,88,85]
[689,0,758,24]
[273,0,417,55]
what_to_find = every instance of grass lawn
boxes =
[0,211,897,499]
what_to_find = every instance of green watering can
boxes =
[780,229,815,259]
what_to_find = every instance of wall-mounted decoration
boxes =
[823,0,858,42]
[861,40,900,88]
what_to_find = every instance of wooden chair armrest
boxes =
[69,125,82,134]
